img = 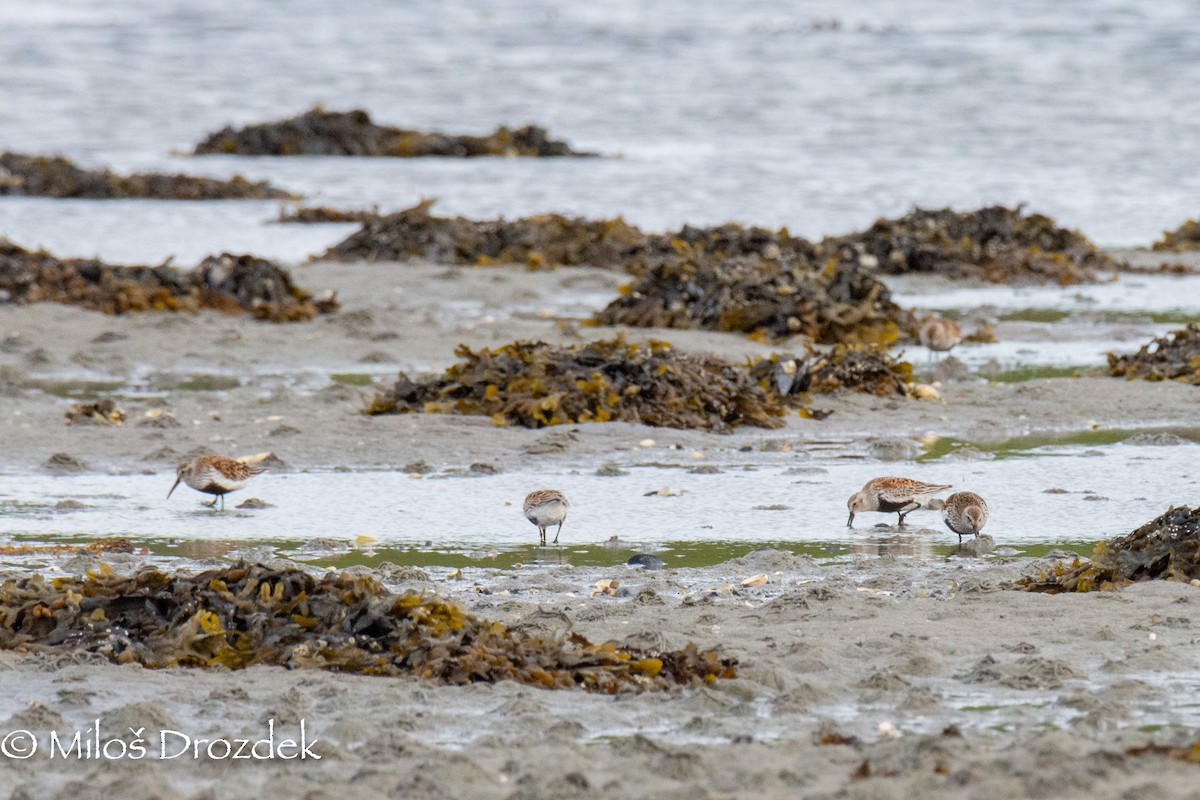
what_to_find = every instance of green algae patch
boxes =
[195,107,592,158]
[1108,324,1200,384]
[0,241,338,322]
[1018,505,1200,593]
[0,563,734,692]
[820,205,1122,285]
[366,336,914,431]
[0,151,292,200]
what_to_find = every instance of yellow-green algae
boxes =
[0,563,734,692]
[366,336,913,431]
[1018,505,1200,593]
[1107,324,1200,384]
[0,242,338,322]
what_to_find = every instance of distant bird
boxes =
[524,489,569,545]
[168,454,267,511]
[847,476,952,527]
[919,317,963,359]
[929,491,990,541]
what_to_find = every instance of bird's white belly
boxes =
[527,501,567,526]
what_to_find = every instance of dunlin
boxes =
[847,476,951,527]
[524,489,569,545]
[168,454,267,511]
[919,317,962,359]
[929,491,989,540]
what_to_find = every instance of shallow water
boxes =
[1,435,1194,565]
[3,0,1200,265]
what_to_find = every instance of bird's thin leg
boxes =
[220,495,225,512]
[204,496,219,508]
[553,522,562,545]
[539,526,546,546]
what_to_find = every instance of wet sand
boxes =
[2,255,1200,797]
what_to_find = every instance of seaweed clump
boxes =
[819,205,1121,285]
[597,245,912,344]
[0,151,292,200]
[319,200,645,268]
[750,345,914,399]
[367,337,915,430]
[0,563,735,692]
[194,107,591,158]
[65,398,125,426]
[278,206,379,224]
[1018,505,1200,593]
[1153,219,1200,252]
[0,240,338,322]
[367,338,790,431]
[1107,324,1200,384]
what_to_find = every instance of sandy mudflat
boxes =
[2,256,1200,798]
[2,554,1200,799]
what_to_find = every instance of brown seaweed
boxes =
[277,205,380,224]
[0,240,338,322]
[597,246,913,344]
[819,205,1123,285]
[0,563,734,692]
[1018,505,1200,593]
[64,398,125,426]
[367,336,913,430]
[194,107,592,158]
[0,151,292,200]
[1153,219,1200,252]
[367,337,790,431]
[1106,324,1200,384]
[319,199,645,268]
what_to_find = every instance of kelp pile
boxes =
[0,151,291,200]
[597,246,912,344]
[319,199,645,268]
[64,398,125,426]
[278,205,379,224]
[320,202,909,344]
[819,205,1121,285]
[367,337,915,430]
[1019,506,1200,593]
[750,345,913,399]
[194,107,591,157]
[0,564,735,692]
[1107,324,1200,384]
[367,338,790,431]
[1153,219,1200,252]
[0,240,337,322]
[192,253,339,321]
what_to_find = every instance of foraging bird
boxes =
[524,489,569,545]
[847,476,951,527]
[919,317,962,359]
[929,491,990,541]
[168,454,267,511]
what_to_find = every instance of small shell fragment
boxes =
[590,579,620,597]
[741,574,769,587]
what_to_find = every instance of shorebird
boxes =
[168,454,267,511]
[524,489,569,545]
[919,316,962,360]
[928,491,989,541]
[847,477,951,527]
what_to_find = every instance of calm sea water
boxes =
[2,0,1199,263]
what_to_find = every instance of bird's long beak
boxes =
[846,512,855,528]
[167,476,181,498]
